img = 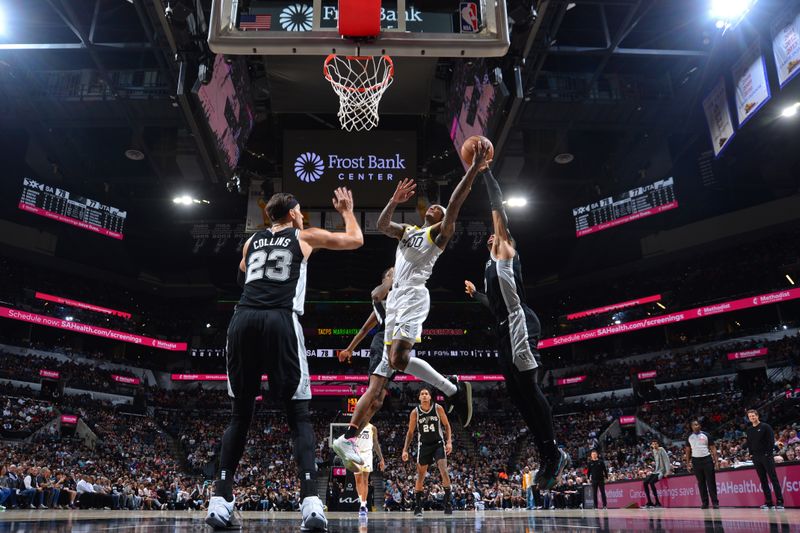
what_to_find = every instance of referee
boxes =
[684,420,719,509]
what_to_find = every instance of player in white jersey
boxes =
[333,140,491,471]
[353,423,384,517]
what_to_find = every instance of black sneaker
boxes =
[444,502,453,515]
[414,506,423,517]
[712,504,719,509]
[537,449,571,490]
[701,504,709,509]
[445,377,473,428]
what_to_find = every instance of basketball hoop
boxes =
[323,54,394,132]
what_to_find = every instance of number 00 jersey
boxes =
[416,403,444,446]
[238,228,307,314]
[392,226,443,287]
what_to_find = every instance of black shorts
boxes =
[226,307,310,402]
[417,441,446,466]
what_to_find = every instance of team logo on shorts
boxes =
[294,152,325,182]
[280,4,314,32]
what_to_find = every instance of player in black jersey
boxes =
[464,167,570,491]
[401,388,454,516]
[337,267,394,416]
[206,188,363,532]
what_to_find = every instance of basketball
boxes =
[461,135,494,167]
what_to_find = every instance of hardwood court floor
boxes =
[0,507,797,532]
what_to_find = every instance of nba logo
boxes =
[460,2,479,33]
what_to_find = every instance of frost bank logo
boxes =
[280,4,313,31]
[295,152,324,183]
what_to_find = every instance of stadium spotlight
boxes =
[787,274,796,285]
[206,323,212,328]
[505,197,528,208]
[781,102,800,118]
[710,0,756,29]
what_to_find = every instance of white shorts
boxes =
[372,285,430,379]
[356,452,373,473]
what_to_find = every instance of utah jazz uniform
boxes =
[226,227,311,402]
[355,423,376,473]
[416,403,446,465]
[374,225,443,378]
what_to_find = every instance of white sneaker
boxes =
[301,496,327,532]
[205,496,241,530]
[332,435,364,471]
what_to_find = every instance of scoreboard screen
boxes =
[573,177,677,237]
[344,397,358,414]
[18,178,127,240]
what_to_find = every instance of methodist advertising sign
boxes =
[283,130,416,208]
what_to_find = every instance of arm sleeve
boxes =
[473,291,491,310]
[482,169,509,230]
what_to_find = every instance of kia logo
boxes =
[295,152,325,182]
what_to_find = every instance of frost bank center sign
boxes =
[284,130,417,208]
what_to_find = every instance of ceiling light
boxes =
[173,195,193,205]
[781,103,800,118]
[710,0,755,23]
[656,302,666,310]
[124,149,145,161]
[788,274,796,285]
[206,323,212,328]
[555,153,574,164]
[505,197,528,208]
[614,319,622,325]
[65,316,74,321]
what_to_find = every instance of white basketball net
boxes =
[324,54,394,132]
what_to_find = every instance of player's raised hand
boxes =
[464,280,477,297]
[401,450,409,462]
[471,139,492,171]
[332,187,354,213]
[337,349,352,364]
[391,178,416,204]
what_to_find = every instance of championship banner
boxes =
[727,347,768,360]
[732,42,771,126]
[702,77,735,157]
[245,179,270,232]
[772,1,800,88]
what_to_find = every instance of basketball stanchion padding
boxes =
[338,0,380,38]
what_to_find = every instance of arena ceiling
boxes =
[0,0,798,298]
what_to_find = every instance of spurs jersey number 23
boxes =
[393,226,443,286]
[238,228,307,314]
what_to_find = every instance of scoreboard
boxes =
[573,177,677,237]
[18,178,127,240]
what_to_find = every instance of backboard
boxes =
[208,0,509,57]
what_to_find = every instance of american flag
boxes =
[239,14,271,30]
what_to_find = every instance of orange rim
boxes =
[323,54,394,94]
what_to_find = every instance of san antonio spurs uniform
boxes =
[416,403,446,465]
[355,423,376,473]
[226,227,311,402]
[374,225,443,378]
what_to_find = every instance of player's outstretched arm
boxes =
[434,140,491,248]
[300,187,364,251]
[401,409,417,462]
[436,404,453,455]
[464,280,491,309]
[378,178,415,239]
[338,311,378,363]
[483,169,516,261]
